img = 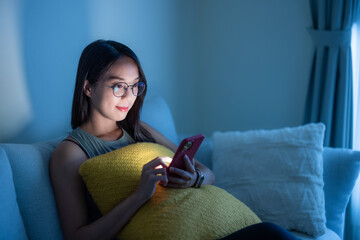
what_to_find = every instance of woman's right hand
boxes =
[135,156,170,203]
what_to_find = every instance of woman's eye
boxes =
[114,83,125,89]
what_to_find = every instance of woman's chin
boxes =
[115,114,128,122]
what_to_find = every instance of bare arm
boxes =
[141,121,215,186]
[50,141,168,240]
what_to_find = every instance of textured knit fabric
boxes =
[69,127,135,158]
[79,142,261,240]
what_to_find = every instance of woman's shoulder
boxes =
[51,137,88,173]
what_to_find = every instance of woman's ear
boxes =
[83,80,92,97]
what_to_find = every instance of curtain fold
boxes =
[304,0,359,239]
[304,0,356,149]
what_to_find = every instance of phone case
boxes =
[167,134,205,173]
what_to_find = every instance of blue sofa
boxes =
[1,96,360,240]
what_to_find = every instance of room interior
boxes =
[0,0,359,240]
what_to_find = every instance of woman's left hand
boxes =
[161,155,197,188]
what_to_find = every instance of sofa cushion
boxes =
[79,142,261,239]
[1,138,63,240]
[0,146,28,239]
[194,136,214,169]
[291,228,340,240]
[212,123,326,237]
[322,147,360,238]
[141,96,179,144]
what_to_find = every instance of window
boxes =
[352,23,360,151]
[350,20,360,239]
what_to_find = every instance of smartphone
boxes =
[167,134,205,174]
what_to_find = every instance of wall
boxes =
[0,0,32,141]
[14,0,91,143]
[87,0,181,107]
[1,0,180,143]
[0,0,313,143]
[174,0,313,136]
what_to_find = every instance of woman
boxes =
[50,40,297,240]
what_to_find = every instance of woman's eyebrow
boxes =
[107,76,140,81]
[107,76,125,81]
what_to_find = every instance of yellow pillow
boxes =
[79,142,261,240]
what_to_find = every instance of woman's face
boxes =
[88,56,140,123]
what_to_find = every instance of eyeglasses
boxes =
[105,82,146,97]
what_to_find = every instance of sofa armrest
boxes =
[322,147,360,238]
[0,146,28,239]
[0,138,64,240]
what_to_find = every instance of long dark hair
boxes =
[71,40,154,142]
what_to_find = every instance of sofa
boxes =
[1,96,360,240]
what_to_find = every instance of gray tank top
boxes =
[68,127,135,158]
[65,127,136,225]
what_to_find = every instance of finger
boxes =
[157,156,172,168]
[145,157,171,169]
[143,167,167,180]
[165,182,187,189]
[168,167,192,180]
[167,175,190,185]
[152,168,167,175]
[150,174,168,184]
[184,155,195,173]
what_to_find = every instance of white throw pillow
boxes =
[212,123,326,237]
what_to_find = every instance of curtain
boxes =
[350,19,360,240]
[304,0,359,239]
[304,0,357,148]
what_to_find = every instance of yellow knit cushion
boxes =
[79,142,261,240]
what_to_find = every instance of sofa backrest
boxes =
[0,138,64,240]
[141,95,179,144]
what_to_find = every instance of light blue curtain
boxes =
[304,0,359,239]
[305,0,357,148]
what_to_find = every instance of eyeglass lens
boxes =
[113,82,145,97]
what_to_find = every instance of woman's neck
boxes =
[80,119,123,141]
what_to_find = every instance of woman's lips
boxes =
[116,106,129,112]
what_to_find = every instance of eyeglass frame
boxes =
[104,81,146,97]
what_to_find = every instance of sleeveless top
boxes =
[64,127,136,223]
[68,127,135,158]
